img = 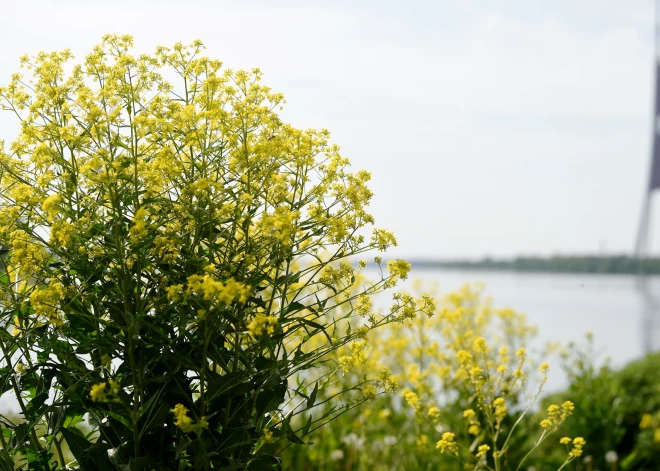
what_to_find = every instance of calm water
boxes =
[388,269,660,392]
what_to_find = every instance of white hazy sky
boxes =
[0,0,658,259]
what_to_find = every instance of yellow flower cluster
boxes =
[375,368,398,393]
[50,220,76,248]
[258,207,301,246]
[168,273,251,307]
[463,409,481,436]
[362,384,378,401]
[355,294,372,317]
[639,412,660,443]
[371,228,397,251]
[386,259,411,282]
[41,193,62,222]
[261,428,275,443]
[476,444,490,458]
[129,207,150,241]
[559,436,586,458]
[89,379,120,402]
[540,401,575,430]
[493,397,507,423]
[338,340,368,372]
[390,292,417,321]
[29,281,65,325]
[435,432,458,455]
[402,388,422,413]
[247,312,278,337]
[170,404,208,434]
[8,229,48,276]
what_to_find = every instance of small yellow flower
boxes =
[362,385,377,401]
[262,429,274,443]
[386,259,411,280]
[569,436,586,458]
[560,436,571,445]
[402,389,421,413]
[468,424,481,435]
[89,379,120,402]
[247,312,278,337]
[171,404,195,433]
[473,337,488,353]
[435,432,458,454]
[640,413,654,429]
[476,444,490,458]
[572,437,586,446]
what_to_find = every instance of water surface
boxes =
[386,269,660,392]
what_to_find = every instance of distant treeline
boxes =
[407,255,660,275]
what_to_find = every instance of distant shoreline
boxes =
[401,255,660,275]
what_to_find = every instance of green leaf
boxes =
[247,455,282,470]
[60,427,92,465]
[283,301,306,316]
[104,409,133,431]
[301,414,312,436]
[128,457,152,471]
[83,444,116,471]
[306,382,318,410]
[280,417,304,445]
[137,388,162,422]
[24,392,48,420]
[297,318,324,331]
[0,453,13,471]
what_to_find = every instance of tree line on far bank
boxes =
[407,255,660,275]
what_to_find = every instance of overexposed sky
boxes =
[0,0,657,258]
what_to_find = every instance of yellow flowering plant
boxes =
[0,35,412,470]
[283,283,584,470]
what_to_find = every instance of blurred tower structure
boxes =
[636,4,660,258]
[635,1,660,354]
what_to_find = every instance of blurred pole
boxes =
[635,0,659,260]
[635,0,660,354]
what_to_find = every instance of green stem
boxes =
[0,337,44,453]
[515,430,546,471]
[54,435,67,468]
[556,457,573,471]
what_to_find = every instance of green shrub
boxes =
[532,338,660,470]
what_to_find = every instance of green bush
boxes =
[530,339,660,470]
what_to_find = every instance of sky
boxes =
[0,0,657,259]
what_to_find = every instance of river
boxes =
[391,268,660,392]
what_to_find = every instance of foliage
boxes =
[281,282,584,470]
[534,339,660,471]
[0,35,419,470]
